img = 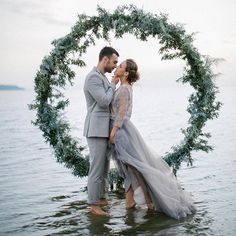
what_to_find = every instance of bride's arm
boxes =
[109,86,130,144]
[109,126,119,144]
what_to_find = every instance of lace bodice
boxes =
[111,84,133,128]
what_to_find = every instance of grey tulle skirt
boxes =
[111,119,196,220]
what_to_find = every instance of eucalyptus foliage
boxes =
[29,5,221,178]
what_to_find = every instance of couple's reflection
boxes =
[86,200,150,235]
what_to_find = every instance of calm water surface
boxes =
[0,84,235,235]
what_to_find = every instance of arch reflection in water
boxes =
[25,192,213,236]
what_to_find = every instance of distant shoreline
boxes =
[0,85,24,90]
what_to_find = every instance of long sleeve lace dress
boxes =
[110,84,196,220]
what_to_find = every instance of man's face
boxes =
[104,53,118,73]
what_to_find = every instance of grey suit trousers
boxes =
[86,137,110,204]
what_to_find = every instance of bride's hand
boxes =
[109,126,119,144]
[109,133,115,144]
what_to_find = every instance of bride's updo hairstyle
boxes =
[125,59,140,85]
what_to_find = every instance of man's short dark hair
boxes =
[99,46,119,61]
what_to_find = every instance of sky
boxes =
[1,0,236,89]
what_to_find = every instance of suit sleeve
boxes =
[87,75,116,108]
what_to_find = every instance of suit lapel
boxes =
[93,67,110,89]
[102,75,110,89]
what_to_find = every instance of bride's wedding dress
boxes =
[110,84,196,219]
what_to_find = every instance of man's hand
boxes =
[111,76,120,85]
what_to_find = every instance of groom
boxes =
[83,46,119,215]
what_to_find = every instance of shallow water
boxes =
[0,84,235,235]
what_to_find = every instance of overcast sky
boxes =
[1,0,236,88]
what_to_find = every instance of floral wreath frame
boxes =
[29,5,221,180]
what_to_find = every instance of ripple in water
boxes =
[1,87,236,235]
[12,191,214,236]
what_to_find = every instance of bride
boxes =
[109,59,196,219]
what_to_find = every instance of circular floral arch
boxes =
[30,5,221,177]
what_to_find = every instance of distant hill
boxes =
[0,85,24,90]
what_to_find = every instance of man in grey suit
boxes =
[83,46,119,215]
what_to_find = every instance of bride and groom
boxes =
[83,46,196,219]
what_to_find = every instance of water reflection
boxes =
[1,88,235,235]
[21,191,214,236]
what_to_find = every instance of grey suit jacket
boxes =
[83,67,116,137]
